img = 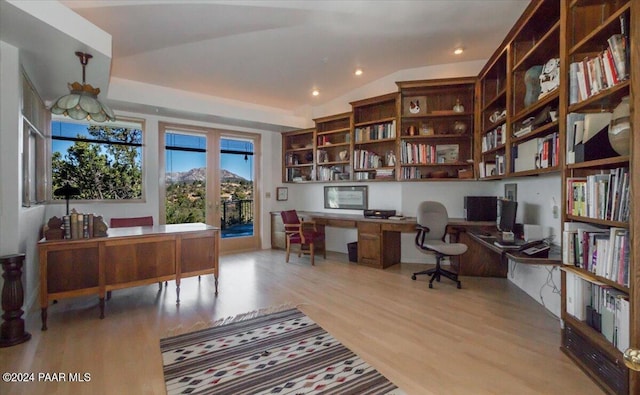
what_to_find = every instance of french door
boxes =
[160,122,260,253]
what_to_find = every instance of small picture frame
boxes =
[504,183,517,201]
[276,187,288,201]
[403,96,427,116]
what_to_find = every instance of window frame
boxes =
[49,116,147,203]
[22,117,47,207]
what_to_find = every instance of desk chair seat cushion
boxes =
[424,240,468,256]
[288,230,324,244]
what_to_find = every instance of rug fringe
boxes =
[164,302,307,338]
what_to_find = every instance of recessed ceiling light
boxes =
[354,68,363,76]
[454,47,464,55]
[312,89,320,96]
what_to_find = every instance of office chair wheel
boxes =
[411,275,417,280]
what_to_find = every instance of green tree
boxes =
[52,126,142,200]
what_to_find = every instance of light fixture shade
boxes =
[50,53,115,122]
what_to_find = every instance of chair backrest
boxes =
[416,201,449,241]
[110,216,154,228]
[280,210,301,231]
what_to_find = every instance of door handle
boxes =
[624,348,640,371]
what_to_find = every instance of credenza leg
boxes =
[214,276,219,295]
[99,298,105,319]
[41,308,48,331]
[176,284,180,305]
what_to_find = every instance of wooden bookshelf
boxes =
[396,78,476,181]
[560,0,637,394]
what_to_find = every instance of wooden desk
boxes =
[460,228,561,277]
[38,223,219,330]
[270,211,495,271]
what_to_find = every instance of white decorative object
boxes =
[609,95,631,156]
[453,99,464,113]
[538,58,560,99]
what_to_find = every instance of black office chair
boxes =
[411,201,468,289]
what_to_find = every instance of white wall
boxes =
[0,41,48,312]
[497,174,563,317]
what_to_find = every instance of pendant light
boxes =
[50,52,115,122]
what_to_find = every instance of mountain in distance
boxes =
[166,167,248,183]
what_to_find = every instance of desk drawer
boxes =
[358,222,380,234]
[382,222,415,233]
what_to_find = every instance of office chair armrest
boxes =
[415,225,430,250]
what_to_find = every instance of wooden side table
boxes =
[0,253,31,347]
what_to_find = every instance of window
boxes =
[51,118,144,200]
[22,118,47,206]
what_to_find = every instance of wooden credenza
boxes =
[38,223,219,330]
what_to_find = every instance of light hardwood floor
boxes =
[1,249,603,395]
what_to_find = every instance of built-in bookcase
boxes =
[560,0,637,394]
[350,93,399,181]
[396,78,475,181]
[282,128,315,182]
[314,112,353,182]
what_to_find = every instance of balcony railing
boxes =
[221,199,253,238]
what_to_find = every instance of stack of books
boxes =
[569,28,629,104]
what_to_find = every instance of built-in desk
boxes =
[271,212,561,276]
[270,211,495,272]
[460,227,561,277]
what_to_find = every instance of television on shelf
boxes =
[497,198,517,232]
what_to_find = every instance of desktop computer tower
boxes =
[464,196,497,221]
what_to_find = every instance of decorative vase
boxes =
[453,99,464,113]
[524,65,543,107]
[608,96,631,156]
[453,121,467,134]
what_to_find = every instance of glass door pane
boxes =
[165,132,207,224]
[220,138,254,239]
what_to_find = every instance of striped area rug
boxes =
[160,307,403,394]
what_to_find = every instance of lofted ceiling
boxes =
[1,0,530,128]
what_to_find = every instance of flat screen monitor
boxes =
[497,199,517,232]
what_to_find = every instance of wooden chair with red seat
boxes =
[108,216,161,298]
[280,210,325,265]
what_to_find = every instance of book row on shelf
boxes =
[564,269,629,353]
[566,167,629,222]
[563,222,630,287]
[401,167,424,180]
[481,124,505,152]
[353,149,396,170]
[317,165,350,181]
[354,121,396,142]
[569,32,629,105]
[400,142,460,165]
[478,157,503,178]
[512,132,560,172]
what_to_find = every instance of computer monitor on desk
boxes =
[497,199,517,232]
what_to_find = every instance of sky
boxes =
[166,134,254,180]
[51,121,254,181]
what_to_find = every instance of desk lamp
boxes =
[54,183,81,215]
